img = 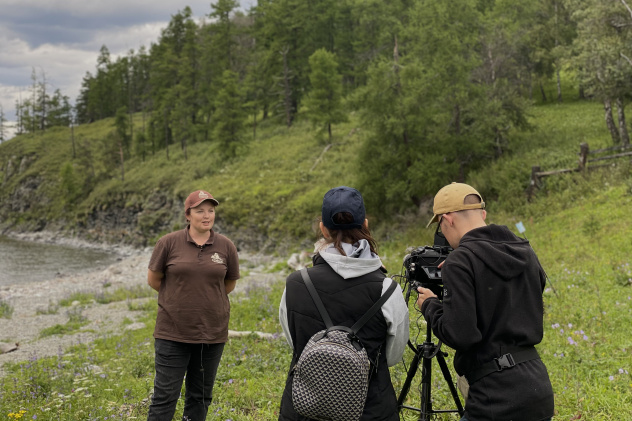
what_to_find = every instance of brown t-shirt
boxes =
[149,227,240,343]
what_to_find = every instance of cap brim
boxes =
[426,214,439,228]
[191,198,219,208]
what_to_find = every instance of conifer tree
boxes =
[115,106,130,180]
[213,70,247,159]
[0,106,6,142]
[304,49,347,144]
[148,7,199,154]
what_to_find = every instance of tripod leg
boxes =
[419,351,433,421]
[397,345,422,411]
[435,352,465,416]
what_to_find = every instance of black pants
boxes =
[147,339,225,421]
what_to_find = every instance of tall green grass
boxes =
[1,171,630,419]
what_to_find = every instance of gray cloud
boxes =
[0,0,254,138]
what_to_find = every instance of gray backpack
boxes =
[291,268,397,421]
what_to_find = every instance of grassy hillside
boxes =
[0,114,371,250]
[1,97,632,419]
[0,95,615,253]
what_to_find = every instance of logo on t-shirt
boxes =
[211,252,224,264]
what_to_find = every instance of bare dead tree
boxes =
[39,69,48,131]
[604,98,621,144]
[70,110,76,159]
[617,97,630,146]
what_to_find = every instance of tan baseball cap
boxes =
[185,190,219,213]
[426,182,485,228]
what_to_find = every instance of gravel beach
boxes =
[0,243,292,377]
[0,251,154,374]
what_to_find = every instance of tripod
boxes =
[397,324,464,420]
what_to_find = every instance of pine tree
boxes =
[213,70,247,159]
[303,49,347,143]
[115,106,130,180]
[148,7,199,155]
[0,105,6,142]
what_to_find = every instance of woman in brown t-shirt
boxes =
[146,189,240,421]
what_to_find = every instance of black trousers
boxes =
[147,339,225,421]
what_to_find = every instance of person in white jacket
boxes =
[278,186,409,421]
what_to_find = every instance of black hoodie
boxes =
[422,224,554,421]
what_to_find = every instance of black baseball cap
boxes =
[321,186,366,230]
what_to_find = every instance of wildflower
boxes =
[567,337,577,346]
[609,376,615,381]
[551,323,560,329]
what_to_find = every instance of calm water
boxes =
[0,235,121,286]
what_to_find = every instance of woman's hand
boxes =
[147,269,164,292]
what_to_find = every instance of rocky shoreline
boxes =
[0,232,299,376]
[0,251,153,374]
[5,229,148,256]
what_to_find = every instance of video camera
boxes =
[402,233,452,301]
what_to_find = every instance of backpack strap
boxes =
[350,279,397,334]
[300,268,333,328]
[300,268,398,334]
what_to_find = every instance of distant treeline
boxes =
[8,0,632,210]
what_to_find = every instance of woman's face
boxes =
[187,201,216,234]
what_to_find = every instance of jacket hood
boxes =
[458,224,532,280]
[317,239,383,279]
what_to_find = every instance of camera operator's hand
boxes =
[416,286,438,309]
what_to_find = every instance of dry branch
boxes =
[228,329,279,340]
[310,143,333,171]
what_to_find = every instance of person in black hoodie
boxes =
[417,182,554,421]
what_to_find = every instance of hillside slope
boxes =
[0,99,626,256]
[0,116,367,251]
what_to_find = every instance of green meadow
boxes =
[1,96,631,419]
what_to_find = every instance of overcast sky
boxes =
[0,0,253,139]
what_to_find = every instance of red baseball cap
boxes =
[185,190,219,213]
